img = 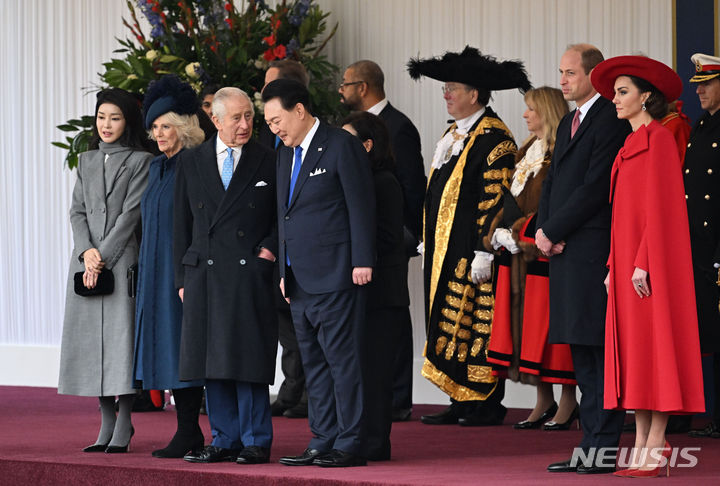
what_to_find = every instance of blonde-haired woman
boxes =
[487,87,578,430]
[133,75,205,458]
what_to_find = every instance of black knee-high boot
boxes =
[152,386,205,458]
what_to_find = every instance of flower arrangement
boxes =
[54,0,343,169]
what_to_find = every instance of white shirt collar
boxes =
[367,98,389,116]
[297,117,320,162]
[455,106,485,133]
[575,92,601,123]
[215,135,242,174]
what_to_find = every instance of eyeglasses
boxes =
[339,80,365,90]
[442,85,464,95]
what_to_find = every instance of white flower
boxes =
[146,50,159,61]
[185,62,201,79]
[254,58,267,70]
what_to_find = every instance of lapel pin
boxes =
[318,147,323,151]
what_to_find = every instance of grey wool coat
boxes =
[58,142,151,397]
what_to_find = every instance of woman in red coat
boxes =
[591,56,705,477]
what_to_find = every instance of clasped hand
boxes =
[82,248,104,289]
[534,229,565,256]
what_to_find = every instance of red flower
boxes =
[210,44,217,53]
[274,19,281,29]
[273,44,286,59]
[263,34,276,46]
[225,18,233,28]
[263,48,276,61]
[224,2,232,11]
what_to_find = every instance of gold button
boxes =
[687,142,692,147]
[704,221,709,227]
[685,194,689,199]
[713,143,718,148]
[685,168,690,174]
[706,195,711,200]
[701,120,705,125]
[709,169,714,174]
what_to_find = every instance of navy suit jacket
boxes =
[277,121,376,294]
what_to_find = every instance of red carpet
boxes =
[1,386,719,485]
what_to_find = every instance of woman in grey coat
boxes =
[58,88,151,453]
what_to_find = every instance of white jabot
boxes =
[367,98,389,116]
[431,107,486,169]
[216,135,242,176]
[511,138,547,197]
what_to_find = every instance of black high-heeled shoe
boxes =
[514,402,558,429]
[83,442,109,453]
[544,405,580,431]
[105,427,134,453]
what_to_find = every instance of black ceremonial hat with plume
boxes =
[407,46,532,93]
[142,75,200,129]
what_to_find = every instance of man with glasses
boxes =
[339,60,426,426]
[407,47,530,427]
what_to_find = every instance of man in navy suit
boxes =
[537,44,630,474]
[339,60,426,422]
[262,79,376,467]
[175,87,279,465]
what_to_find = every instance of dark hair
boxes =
[89,88,149,151]
[200,83,220,99]
[347,60,385,96]
[627,75,668,120]
[341,111,395,172]
[475,86,491,106]
[261,78,312,113]
[268,59,310,87]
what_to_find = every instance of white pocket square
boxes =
[255,180,268,187]
[309,168,326,177]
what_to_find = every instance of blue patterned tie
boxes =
[288,146,303,205]
[221,147,233,190]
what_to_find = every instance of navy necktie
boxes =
[288,146,303,205]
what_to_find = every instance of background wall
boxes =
[0,0,673,405]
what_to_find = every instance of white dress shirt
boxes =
[215,135,242,177]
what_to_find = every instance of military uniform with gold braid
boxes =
[408,47,531,424]
[686,53,720,439]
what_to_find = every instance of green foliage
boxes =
[54,0,343,169]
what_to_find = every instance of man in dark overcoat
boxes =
[339,59,426,422]
[174,87,278,465]
[536,44,630,474]
[685,53,720,439]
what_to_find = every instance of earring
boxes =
[642,102,647,112]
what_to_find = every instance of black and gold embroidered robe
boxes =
[422,107,516,401]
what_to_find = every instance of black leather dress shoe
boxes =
[458,405,507,426]
[547,459,577,472]
[420,406,458,425]
[183,445,239,463]
[391,408,412,422]
[313,449,367,467]
[576,464,616,474]
[689,421,720,438]
[279,448,326,466]
[236,446,270,464]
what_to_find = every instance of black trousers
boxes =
[571,344,625,455]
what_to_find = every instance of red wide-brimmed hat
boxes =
[590,55,682,102]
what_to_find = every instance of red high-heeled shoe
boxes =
[624,441,671,478]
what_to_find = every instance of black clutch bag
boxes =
[73,268,114,297]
